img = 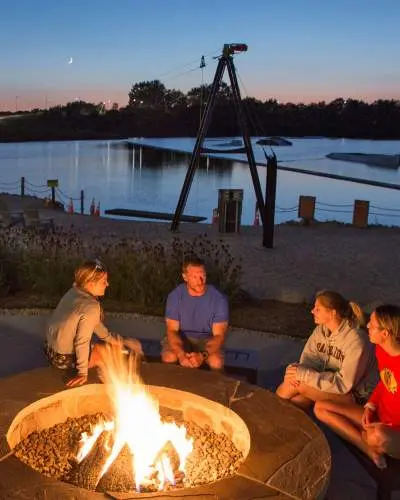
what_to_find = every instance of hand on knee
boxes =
[207,352,223,370]
[161,351,178,364]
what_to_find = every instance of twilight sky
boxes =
[1,0,399,111]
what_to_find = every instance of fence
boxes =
[1,177,400,225]
[0,177,85,214]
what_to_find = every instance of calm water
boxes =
[0,137,399,226]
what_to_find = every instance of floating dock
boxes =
[105,208,207,223]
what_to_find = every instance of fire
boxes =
[76,341,193,491]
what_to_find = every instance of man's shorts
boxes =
[43,341,76,370]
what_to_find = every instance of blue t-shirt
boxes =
[165,284,229,340]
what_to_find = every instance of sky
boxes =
[1,0,400,111]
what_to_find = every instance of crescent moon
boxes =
[68,57,73,64]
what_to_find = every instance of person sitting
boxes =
[161,256,228,370]
[276,290,377,409]
[44,259,142,387]
[314,304,400,469]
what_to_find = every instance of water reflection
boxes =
[0,138,399,226]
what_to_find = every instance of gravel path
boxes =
[2,193,400,307]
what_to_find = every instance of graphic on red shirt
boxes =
[380,367,398,395]
[368,345,400,427]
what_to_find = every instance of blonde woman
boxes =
[44,259,141,387]
[315,305,400,468]
[276,290,378,409]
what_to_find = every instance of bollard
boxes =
[298,195,316,222]
[20,177,25,197]
[353,200,369,228]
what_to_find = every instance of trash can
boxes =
[218,189,243,233]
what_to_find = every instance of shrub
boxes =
[0,227,242,312]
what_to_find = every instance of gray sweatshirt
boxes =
[46,286,112,376]
[296,319,378,400]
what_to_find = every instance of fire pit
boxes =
[0,362,331,499]
[8,384,249,493]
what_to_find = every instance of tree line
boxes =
[1,79,400,141]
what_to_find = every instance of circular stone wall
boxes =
[7,383,250,459]
[0,364,331,499]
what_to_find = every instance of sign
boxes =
[47,179,59,188]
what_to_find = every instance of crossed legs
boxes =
[314,400,388,468]
[276,379,353,409]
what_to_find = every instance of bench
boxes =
[137,338,258,384]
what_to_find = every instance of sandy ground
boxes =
[2,192,400,307]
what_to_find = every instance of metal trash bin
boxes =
[218,189,243,233]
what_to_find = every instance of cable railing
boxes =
[1,176,399,226]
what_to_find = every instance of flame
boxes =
[76,340,193,491]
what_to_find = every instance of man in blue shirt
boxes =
[162,256,229,370]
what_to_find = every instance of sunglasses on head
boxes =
[94,259,106,272]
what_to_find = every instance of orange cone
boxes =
[253,204,260,226]
[212,208,219,224]
[67,198,74,214]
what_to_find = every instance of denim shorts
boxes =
[43,341,76,370]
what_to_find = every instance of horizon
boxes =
[1,0,400,111]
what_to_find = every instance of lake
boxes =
[0,137,399,226]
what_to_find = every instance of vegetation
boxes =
[0,227,242,315]
[1,81,400,141]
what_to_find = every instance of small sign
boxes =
[47,179,59,188]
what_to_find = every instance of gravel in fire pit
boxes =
[14,410,244,493]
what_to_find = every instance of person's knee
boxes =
[88,343,102,368]
[161,350,178,364]
[313,401,327,420]
[207,352,223,370]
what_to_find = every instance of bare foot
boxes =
[367,449,387,469]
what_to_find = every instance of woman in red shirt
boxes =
[315,304,400,469]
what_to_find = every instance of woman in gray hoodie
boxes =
[276,290,378,409]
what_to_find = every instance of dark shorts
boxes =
[43,341,76,370]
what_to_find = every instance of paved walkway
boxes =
[0,311,392,499]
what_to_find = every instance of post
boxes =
[80,190,84,215]
[20,177,25,197]
[353,200,369,228]
[263,152,278,248]
[51,187,55,205]
[298,195,316,222]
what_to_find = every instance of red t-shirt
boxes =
[368,345,400,427]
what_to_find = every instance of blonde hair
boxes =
[374,305,400,343]
[316,290,366,328]
[74,259,107,289]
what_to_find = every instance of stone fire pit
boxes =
[0,364,330,499]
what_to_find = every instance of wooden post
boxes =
[263,152,278,248]
[80,190,84,215]
[20,177,25,197]
[298,195,316,222]
[353,200,369,228]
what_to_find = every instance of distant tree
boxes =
[164,89,187,109]
[186,81,232,107]
[128,80,167,108]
